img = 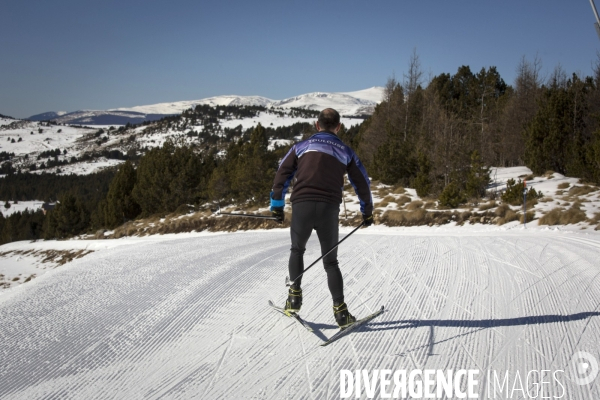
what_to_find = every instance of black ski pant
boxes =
[288,201,344,304]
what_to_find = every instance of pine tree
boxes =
[132,143,173,216]
[371,119,416,186]
[587,129,600,183]
[230,124,277,203]
[524,75,590,176]
[413,152,431,197]
[132,140,212,217]
[47,193,89,238]
[0,212,6,244]
[438,181,466,208]
[465,150,490,198]
[105,160,140,228]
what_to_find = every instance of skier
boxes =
[270,108,374,328]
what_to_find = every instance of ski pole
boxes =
[216,204,280,220]
[285,221,365,287]
[218,211,279,220]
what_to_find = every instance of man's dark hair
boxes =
[318,108,341,131]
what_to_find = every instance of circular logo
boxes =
[570,351,599,385]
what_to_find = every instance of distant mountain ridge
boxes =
[27,111,68,121]
[27,87,384,125]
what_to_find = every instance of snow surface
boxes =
[0,225,599,398]
[0,118,16,127]
[0,121,91,156]
[487,166,600,222]
[0,118,124,175]
[339,87,385,103]
[0,201,45,217]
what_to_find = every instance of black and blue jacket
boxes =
[272,131,373,215]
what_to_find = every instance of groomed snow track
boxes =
[1,230,599,399]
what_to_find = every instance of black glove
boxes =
[363,214,373,227]
[272,208,284,223]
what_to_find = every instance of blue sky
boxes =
[1,0,599,118]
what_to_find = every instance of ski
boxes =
[321,306,385,347]
[268,300,314,332]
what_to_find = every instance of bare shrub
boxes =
[478,201,497,211]
[396,195,412,207]
[381,209,430,226]
[467,212,497,225]
[568,185,597,197]
[538,205,587,226]
[497,209,519,225]
[376,188,389,197]
[406,200,424,211]
[519,211,536,224]
[495,204,511,217]
[423,201,436,209]
[113,221,138,238]
[538,208,564,225]
[380,209,482,227]
[524,197,538,210]
[376,195,396,208]
[173,204,193,215]
[557,182,570,189]
[392,186,406,194]
[375,200,389,208]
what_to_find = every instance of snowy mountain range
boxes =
[1,87,383,177]
[27,87,384,125]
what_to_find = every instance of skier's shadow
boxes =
[363,311,600,357]
[366,311,600,331]
[305,322,340,341]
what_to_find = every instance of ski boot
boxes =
[284,286,302,315]
[333,302,356,329]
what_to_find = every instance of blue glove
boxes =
[270,192,285,223]
[270,192,284,211]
